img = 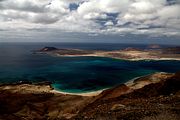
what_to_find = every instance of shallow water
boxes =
[0,43,179,93]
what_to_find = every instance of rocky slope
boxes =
[74,72,180,120]
[0,83,92,120]
[0,72,179,120]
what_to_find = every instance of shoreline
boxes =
[53,54,180,61]
[51,74,155,97]
[35,46,180,62]
[1,71,179,120]
[50,72,162,97]
[51,89,106,96]
[0,72,174,97]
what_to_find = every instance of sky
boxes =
[0,0,180,44]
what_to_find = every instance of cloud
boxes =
[0,0,180,40]
[104,21,114,26]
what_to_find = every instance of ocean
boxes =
[0,42,180,93]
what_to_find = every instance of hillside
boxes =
[74,72,180,120]
[0,72,179,120]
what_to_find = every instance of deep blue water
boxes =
[0,43,180,93]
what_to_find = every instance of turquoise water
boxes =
[0,43,180,93]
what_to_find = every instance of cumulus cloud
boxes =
[0,0,180,39]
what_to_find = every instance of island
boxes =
[0,72,179,120]
[34,46,180,61]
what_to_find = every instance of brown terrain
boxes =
[75,72,180,120]
[34,46,180,61]
[0,82,92,120]
[0,72,179,120]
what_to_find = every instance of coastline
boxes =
[124,72,174,90]
[57,54,180,61]
[1,71,179,120]
[0,72,174,97]
[34,46,180,61]
[52,72,173,97]
[51,89,106,96]
[0,81,106,97]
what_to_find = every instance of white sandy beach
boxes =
[52,89,105,96]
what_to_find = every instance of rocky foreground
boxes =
[0,72,180,120]
[75,72,180,120]
[34,46,180,61]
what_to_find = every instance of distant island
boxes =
[34,46,180,61]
